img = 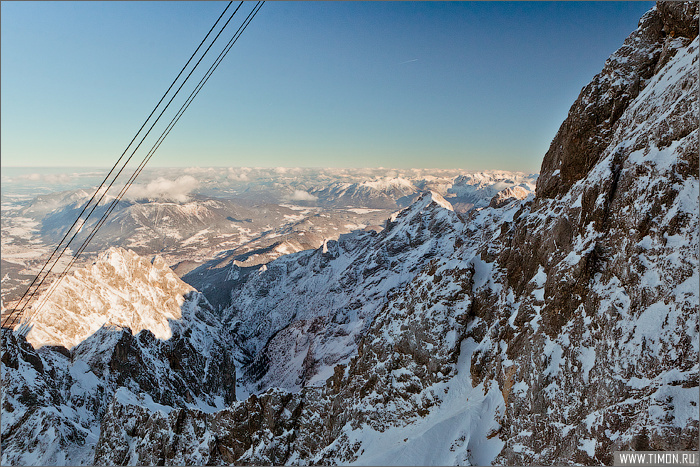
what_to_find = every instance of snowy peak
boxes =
[488,185,531,208]
[382,190,461,253]
[97,247,173,281]
[420,190,454,211]
[389,190,454,222]
[357,176,415,192]
[309,177,419,209]
[25,247,195,349]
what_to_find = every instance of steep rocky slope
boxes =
[1,2,697,465]
[24,248,195,349]
[226,191,463,393]
[1,249,235,465]
[470,3,699,462]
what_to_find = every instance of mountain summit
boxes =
[25,247,195,349]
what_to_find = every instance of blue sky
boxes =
[1,1,654,172]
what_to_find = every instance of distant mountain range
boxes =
[1,169,536,307]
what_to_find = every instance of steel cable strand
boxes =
[3,2,234,330]
[21,2,264,331]
[5,2,244,330]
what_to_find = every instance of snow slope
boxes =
[226,191,463,393]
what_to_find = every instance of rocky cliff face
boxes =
[2,2,697,465]
[25,247,196,349]
[537,2,697,200]
[1,249,235,465]
[473,3,699,461]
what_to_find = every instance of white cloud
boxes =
[183,167,217,175]
[124,175,199,203]
[227,167,250,181]
[17,173,75,184]
[284,190,318,202]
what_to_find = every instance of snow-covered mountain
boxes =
[21,194,312,262]
[24,248,195,349]
[1,2,697,465]
[226,191,463,393]
[2,248,235,465]
[1,169,536,308]
[447,171,537,211]
[308,177,422,209]
[1,192,392,305]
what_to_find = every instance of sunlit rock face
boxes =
[25,247,195,350]
[2,249,236,466]
[488,185,532,208]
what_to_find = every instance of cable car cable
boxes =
[19,2,264,330]
[4,1,241,330]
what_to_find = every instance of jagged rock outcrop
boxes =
[488,186,532,208]
[93,388,314,465]
[657,1,699,39]
[1,250,235,465]
[537,2,697,199]
[25,247,196,349]
[2,331,102,466]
